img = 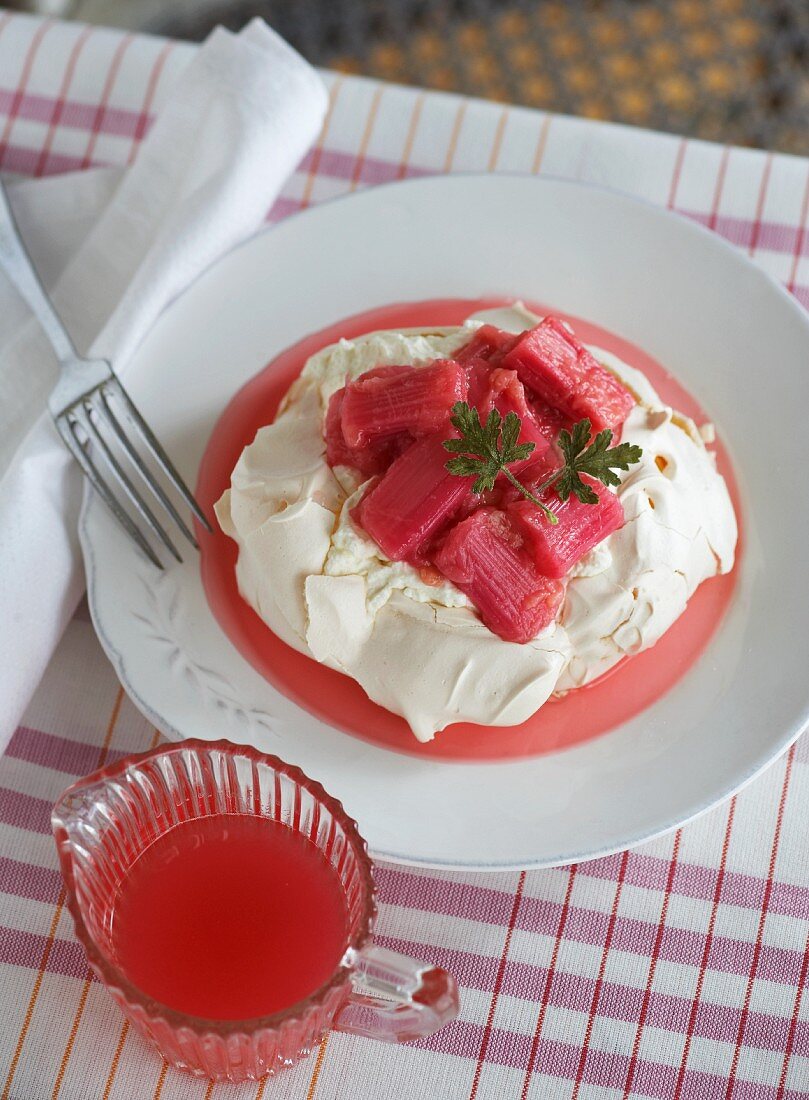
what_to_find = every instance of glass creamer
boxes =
[52,739,458,1082]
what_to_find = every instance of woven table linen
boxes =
[1,10,808,1100]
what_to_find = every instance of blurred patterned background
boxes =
[16,0,809,153]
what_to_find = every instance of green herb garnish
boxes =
[443,402,643,524]
[554,419,644,503]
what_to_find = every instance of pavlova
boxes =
[216,305,737,741]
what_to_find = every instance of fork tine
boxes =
[56,416,164,570]
[96,388,199,549]
[78,400,183,564]
[105,378,213,533]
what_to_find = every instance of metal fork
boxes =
[0,180,212,569]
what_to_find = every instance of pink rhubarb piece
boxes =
[455,324,518,364]
[352,433,473,562]
[480,368,552,473]
[324,387,412,475]
[509,475,625,579]
[502,317,634,433]
[341,360,467,448]
[433,508,565,643]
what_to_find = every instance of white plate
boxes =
[82,175,809,870]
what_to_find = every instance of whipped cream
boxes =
[216,306,737,741]
[324,483,472,614]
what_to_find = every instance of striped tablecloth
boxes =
[1,10,809,1100]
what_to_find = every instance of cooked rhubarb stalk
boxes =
[325,389,355,468]
[529,399,571,446]
[325,388,411,475]
[481,369,552,472]
[462,358,491,410]
[455,324,518,364]
[509,474,624,579]
[352,433,473,562]
[341,360,467,448]
[433,508,565,643]
[502,318,634,433]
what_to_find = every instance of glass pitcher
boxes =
[52,738,459,1082]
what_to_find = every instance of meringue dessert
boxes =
[215,304,737,742]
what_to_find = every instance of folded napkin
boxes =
[0,20,327,747]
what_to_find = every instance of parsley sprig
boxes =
[443,403,554,520]
[443,401,643,525]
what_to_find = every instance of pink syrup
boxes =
[196,299,742,761]
[110,814,349,1021]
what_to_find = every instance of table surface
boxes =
[1,9,809,1100]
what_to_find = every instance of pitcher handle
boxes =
[333,944,459,1044]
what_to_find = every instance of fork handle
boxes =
[0,179,78,363]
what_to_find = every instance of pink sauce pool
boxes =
[196,299,742,762]
[110,814,349,1020]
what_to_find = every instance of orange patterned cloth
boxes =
[155,0,809,155]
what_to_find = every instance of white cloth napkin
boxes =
[0,20,327,746]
